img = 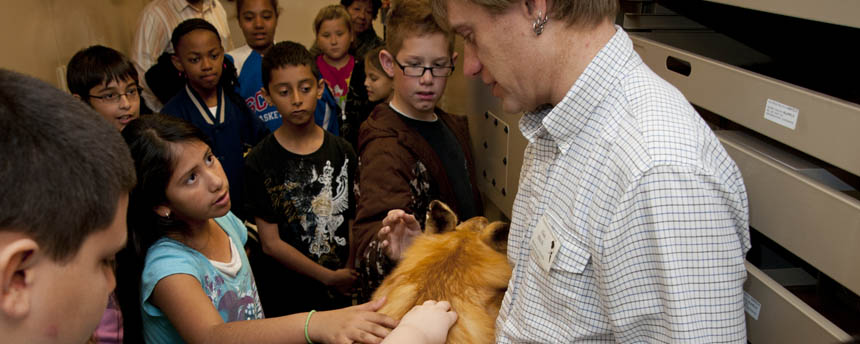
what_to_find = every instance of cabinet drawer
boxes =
[745,261,851,343]
[631,35,860,176]
[718,130,860,295]
[704,0,860,29]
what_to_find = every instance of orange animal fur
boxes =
[372,201,511,344]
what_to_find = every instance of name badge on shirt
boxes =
[529,216,560,273]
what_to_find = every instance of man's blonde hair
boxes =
[385,0,455,58]
[430,0,618,30]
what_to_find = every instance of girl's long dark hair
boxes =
[115,114,211,343]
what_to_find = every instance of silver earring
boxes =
[533,10,548,36]
[163,210,171,218]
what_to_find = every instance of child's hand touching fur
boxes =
[382,300,458,344]
[310,297,398,344]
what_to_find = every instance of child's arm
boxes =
[150,273,397,343]
[347,218,356,270]
[381,300,457,344]
[256,217,358,293]
[353,138,418,267]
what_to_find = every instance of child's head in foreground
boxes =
[261,41,325,129]
[380,0,457,117]
[314,5,354,65]
[66,45,142,130]
[0,68,136,344]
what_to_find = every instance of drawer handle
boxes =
[666,56,691,76]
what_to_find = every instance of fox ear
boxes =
[425,200,457,234]
[480,222,509,255]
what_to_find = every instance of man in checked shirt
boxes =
[376,0,751,342]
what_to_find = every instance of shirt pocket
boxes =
[549,237,591,274]
[515,236,602,339]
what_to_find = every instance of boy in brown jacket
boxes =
[353,0,482,302]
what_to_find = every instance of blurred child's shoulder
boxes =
[227,45,255,74]
[245,133,278,163]
[326,130,357,157]
[438,109,472,139]
[438,108,467,126]
[215,211,247,241]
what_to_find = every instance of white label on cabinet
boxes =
[764,99,799,130]
[744,291,761,320]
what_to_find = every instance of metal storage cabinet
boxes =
[629,2,860,342]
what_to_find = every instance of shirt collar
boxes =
[520,26,634,154]
[171,0,213,13]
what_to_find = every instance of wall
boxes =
[0,0,380,89]
[0,0,149,89]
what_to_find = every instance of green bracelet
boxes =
[304,310,317,344]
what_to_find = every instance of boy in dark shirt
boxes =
[244,41,358,317]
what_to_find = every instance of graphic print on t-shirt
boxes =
[203,273,264,322]
[266,158,350,258]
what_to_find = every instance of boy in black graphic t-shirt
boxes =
[244,41,357,317]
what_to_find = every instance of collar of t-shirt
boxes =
[185,84,225,125]
[389,102,438,122]
[174,0,213,13]
[317,54,355,99]
[207,236,241,277]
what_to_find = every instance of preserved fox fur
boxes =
[372,200,511,344]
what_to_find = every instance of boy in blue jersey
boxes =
[229,0,342,134]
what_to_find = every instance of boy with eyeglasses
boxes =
[67,45,142,131]
[352,0,482,303]
[64,45,142,342]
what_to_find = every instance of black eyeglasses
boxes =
[88,87,143,103]
[393,59,455,77]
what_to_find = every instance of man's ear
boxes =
[379,49,396,78]
[72,93,82,101]
[451,51,459,65]
[0,237,39,319]
[522,0,547,20]
[316,79,325,100]
[171,54,185,73]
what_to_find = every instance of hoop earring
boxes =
[533,10,548,36]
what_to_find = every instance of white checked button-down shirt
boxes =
[496,27,751,343]
[131,0,233,111]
